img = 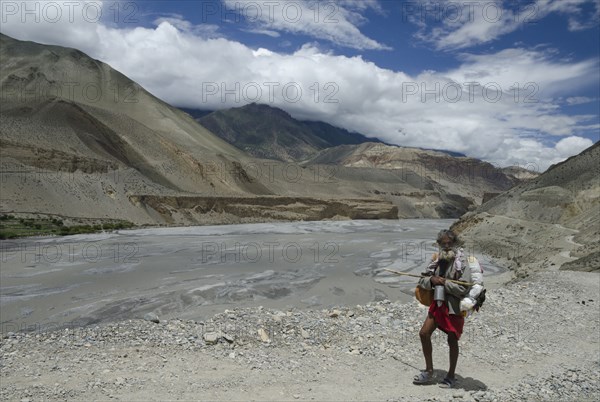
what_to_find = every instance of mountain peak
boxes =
[238,103,293,118]
[198,103,383,162]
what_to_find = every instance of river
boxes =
[0,219,508,332]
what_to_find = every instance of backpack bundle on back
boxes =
[460,255,486,315]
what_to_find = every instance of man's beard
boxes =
[439,249,456,261]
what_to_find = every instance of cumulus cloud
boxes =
[0,1,597,171]
[554,136,595,158]
[410,0,600,50]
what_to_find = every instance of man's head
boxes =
[436,229,458,261]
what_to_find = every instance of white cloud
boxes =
[153,17,220,37]
[566,96,596,105]
[412,0,600,50]
[447,48,599,102]
[222,0,390,50]
[336,0,385,14]
[0,2,598,171]
[241,28,281,37]
[554,136,595,157]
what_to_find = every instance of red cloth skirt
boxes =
[428,302,464,340]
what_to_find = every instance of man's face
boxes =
[438,236,454,251]
[438,236,456,261]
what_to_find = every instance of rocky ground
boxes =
[1,268,598,401]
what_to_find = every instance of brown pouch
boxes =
[415,286,433,306]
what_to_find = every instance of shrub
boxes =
[0,231,18,239]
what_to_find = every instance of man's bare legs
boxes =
[447,332,459,379]
[419,314,437,374]
[420,316,460,380]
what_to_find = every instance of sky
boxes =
[1,0,599,171]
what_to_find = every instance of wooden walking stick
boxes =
[383,268,474,306]
[382,268,474,286]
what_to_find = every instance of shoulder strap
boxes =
[438,260,449,277]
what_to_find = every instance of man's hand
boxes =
[430,276,446,286]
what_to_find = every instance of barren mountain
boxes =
[0,34,397,223]
[0,33,267,200]
[452,142,599,274]
[1,34,523,225]
[197,103,383,162]
[305,142,519,208]
[501,165,540,181]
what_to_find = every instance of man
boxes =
[413,229,472,388]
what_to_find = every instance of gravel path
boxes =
[1,270,598,401]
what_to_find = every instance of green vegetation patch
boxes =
[0,215,134,239]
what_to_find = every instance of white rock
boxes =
[258,328,270,342]
[143,313,160,324]
[203,332,219,345]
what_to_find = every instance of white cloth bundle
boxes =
[460,256,484,312]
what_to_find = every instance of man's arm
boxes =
[418,274,433,290]
[444,263,472,297]
[418,254,438,290]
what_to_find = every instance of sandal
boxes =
[413,370,434,384]
[439,377,457,388]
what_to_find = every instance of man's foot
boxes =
[439,377,457,388]
[413,370,434,384]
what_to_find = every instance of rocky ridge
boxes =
[452,142,599,276]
